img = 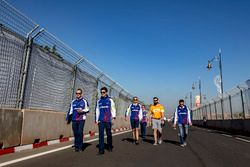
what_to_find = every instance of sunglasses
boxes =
[101,91,106,94]
[153,99,158,101]
[76,92,81,95]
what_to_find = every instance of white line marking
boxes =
[235,137,250,143]
[0,130,131,167]
[221,134,232,138]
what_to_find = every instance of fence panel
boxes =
[0,26,25,108]
[244,88,250,118]
[223,96,232,119]
[231,93,243,119]
[215,100,222,119]
[23,45,74,112]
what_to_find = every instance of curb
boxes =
[0,127,131,156]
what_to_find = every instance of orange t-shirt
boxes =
[150,104,164,119]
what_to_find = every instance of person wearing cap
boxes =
[149,97,165,145]
[173,99,192,147]
[125,97,142,145]
[95,87,116,155]
[66,88,89,152]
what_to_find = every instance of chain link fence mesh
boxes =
[0,25,25,108]
[22,45,74,111]
[193,81,250,120]
[0,0,137,115]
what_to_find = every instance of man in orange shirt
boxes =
[150,97,165,145]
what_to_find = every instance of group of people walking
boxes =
[66,87,192,154]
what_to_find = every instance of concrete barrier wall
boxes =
[0,109,22,148]
[21,109,73,145]
[21,109,130,145]
[193,119,250,136]
[1,108,130,148]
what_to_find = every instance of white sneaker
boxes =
[180,144,185,147]
[153,143,158,146]
[158,139,162,144]
[183,142,187,146]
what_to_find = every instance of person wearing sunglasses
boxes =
[66,88,89,152]
[149,97,165,145]
[173,99,192,147]
[125,97,142,145]
[95,87,116,155]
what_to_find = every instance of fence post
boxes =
[229,95,233,119]
[70,57,85,100]
[16,26,41,109]
[70,66,77,100]
[221,98,224,120]
[239,89,246,119]
[209,103,212,120]
[214,101,218,120]
[205,105,208,120]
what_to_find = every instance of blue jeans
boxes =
[72,120,85,150]
[140,122,147,138]
[178,124,188,144]
[98,122,112,152]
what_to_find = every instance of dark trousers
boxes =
[72,120,85,150]
[140,122,147,138]
[98,122,112,152]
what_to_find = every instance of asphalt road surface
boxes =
[1,124,250,167]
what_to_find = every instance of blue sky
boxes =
[9,0,250,114]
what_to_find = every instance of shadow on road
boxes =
[82,143,92,151]
[163,139,180,146]
[95,143,114,150]
[142,138,154,144]
[146,134,154,138]
[121,138,134,143]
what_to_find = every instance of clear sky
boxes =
[8,0,250,114]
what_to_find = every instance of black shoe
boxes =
[135,140,139,145]
[108,148,113,152]
[98,150,105,155]
[75,149,79,152]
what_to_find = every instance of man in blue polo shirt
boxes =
[125,97,142,145]
[173,99,192,147]
[95,87,116,155]
[66,88,89,152]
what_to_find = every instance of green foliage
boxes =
[42,45,63,60]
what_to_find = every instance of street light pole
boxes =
[199,78,202,106]
[218,49,224,95]
[190,91,192,109]
[207,48,224,96]
[207,49,224,120]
